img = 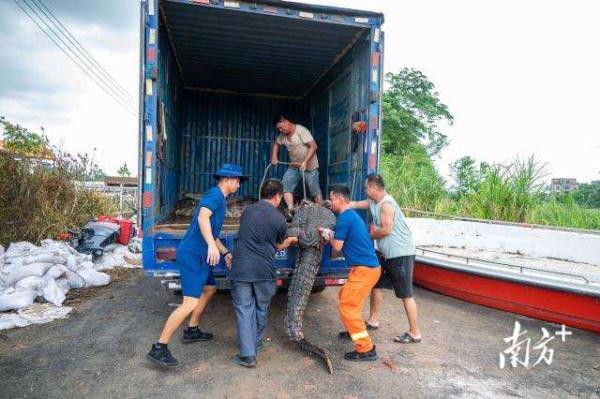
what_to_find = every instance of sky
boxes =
[0,0,599,183]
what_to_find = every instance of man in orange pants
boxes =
[319,184,381,361]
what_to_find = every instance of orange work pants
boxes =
[339,265,381,352]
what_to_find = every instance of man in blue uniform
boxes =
[320,184,381,362]
[146,164,248,367]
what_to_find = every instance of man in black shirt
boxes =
[229,179,298,368]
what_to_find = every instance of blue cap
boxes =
[213,163,249,181]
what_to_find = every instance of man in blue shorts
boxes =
[146,163,248,367]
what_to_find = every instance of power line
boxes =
[21,0,136,111]
[12,0,137,116]
[31,0,136,105]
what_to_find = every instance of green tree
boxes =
[117,162,131,177]
[68,151,106,182]
[0,116,50,157]
[572,183,600,209]
[449,156,491,196]
[450,156,478,196]
[382,68,454,157]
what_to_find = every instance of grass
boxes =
[382,153,600,231]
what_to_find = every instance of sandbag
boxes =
[1,262,54,286]
[18,303,72,324]
[112,245,132,256]
[40,240,79,255]
[103,243,120,253]
[4,242,37,258]
[44,265,67,280]
[0,288,38,312]
[0,304,73,331]
[23,254,66,266]
[14,276,47,292]
[94,253,125,271]
[65,255,81,271]
[55,278,71,293]
[42,278,66,306]
[63,270,86,289]
[0,313,31,330]
[77,267,111,287]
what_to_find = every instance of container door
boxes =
[364,26,384,179]
[141,0,161,271]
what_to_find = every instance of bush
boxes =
[0,152,116,247]
[381,146,446,211]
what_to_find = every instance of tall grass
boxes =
[382,152,600,231]
[529,196,600,230]
[0,152,117,247]
[380,145,446,211]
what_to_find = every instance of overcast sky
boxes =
[1,0,599,182]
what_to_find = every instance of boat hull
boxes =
[414,261,600,334]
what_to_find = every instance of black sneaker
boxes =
[234,354,257,368]
[344,345,378,362]
[182,327,214,343]
[338,331,351,340]
[146,343,179,367]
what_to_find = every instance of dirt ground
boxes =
[1,270,598,399]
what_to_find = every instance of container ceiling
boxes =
[161,0,371,98]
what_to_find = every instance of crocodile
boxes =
[285,200,337,374]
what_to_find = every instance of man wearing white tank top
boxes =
[347,174,422,344]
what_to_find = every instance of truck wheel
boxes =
[311,285,326,294]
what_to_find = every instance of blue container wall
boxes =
[156,19,184,221]
[155,17,375,224]
[176,91,310,202]
[304,31,373,201]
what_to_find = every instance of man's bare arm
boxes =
[198,208,220,265]
[370,202,394,240]
[299,140,317,171]
[270,141,280,164]
[348,200,369,210]
[275,236,299,251]
[330,238,344,252]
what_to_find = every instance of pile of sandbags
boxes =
[0,239,142,330]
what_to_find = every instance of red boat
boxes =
[413,248,600,334]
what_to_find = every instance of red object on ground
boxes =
[413,261,600,334]
[97,216,134,245]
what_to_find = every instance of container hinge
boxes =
[369,91,379,103]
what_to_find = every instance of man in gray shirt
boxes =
[347,174,422,344]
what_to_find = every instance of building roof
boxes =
[104,176,139,187]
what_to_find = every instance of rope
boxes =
[259,161,307,202]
